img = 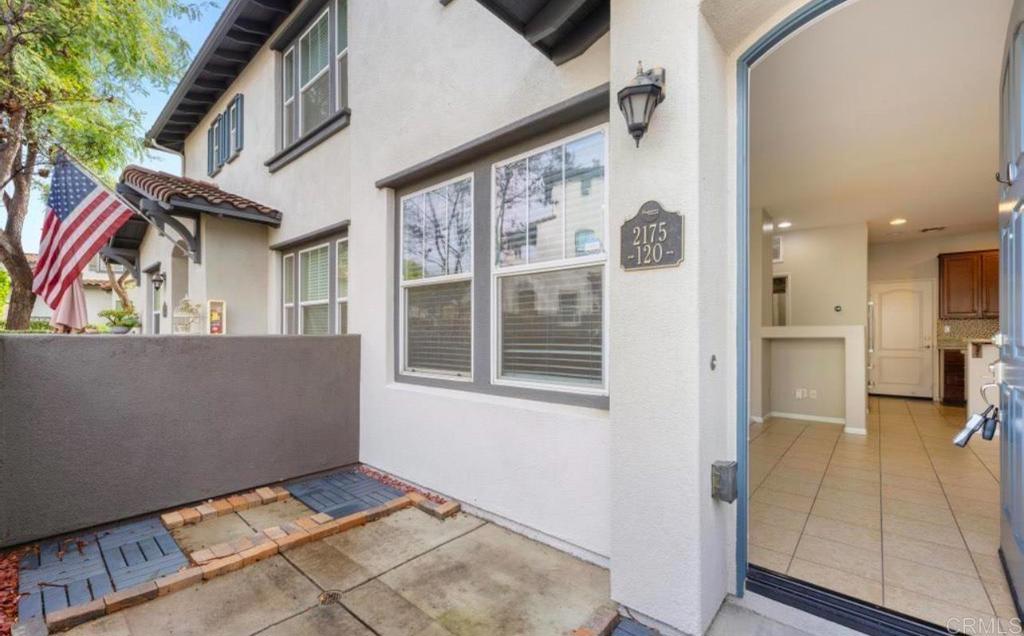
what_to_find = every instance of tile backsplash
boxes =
[937,318,999,344]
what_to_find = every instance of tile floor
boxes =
[749,396,1016,633]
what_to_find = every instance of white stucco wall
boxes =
[349,0,613,560]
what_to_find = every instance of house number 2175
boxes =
[620,201,684,271]
[632,222,669,265]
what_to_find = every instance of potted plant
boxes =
[99,307,140,334]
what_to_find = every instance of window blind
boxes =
[406,280,472,375]
[498,266,603,386]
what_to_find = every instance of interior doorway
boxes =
[737,0,1017,632]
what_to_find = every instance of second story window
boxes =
[207,94,244,175]
[281,0,347,149]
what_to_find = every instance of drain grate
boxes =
[318,590,344,606]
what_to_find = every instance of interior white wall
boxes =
[749,210,775,421]
[769,338,845,419]
[772,223,868,326]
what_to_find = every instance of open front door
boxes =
[998,20,1024,612]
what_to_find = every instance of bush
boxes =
[98,307,140,329]
[0,318,51,333]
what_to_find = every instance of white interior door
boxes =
[869,280,934,398]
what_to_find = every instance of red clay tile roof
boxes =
[120,165,281,222]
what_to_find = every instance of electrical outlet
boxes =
[809,389,818,399]
[944,325,951,334]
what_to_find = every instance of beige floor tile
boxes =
[942,495,999,520]
[794,534,881,581]
[881,483,947,506]
[820,474,880,496]
[883,514,967,549]
[945,484,1000,504]
[962,529,1001,557]
[752,488,814,514]
[777,456,830,473]
[883,533,976,575]
[881,473,942,494]
[802,515,881,551]
[748,545,792,573]
[884,556,993,615]
[759,474,821,498]
[787,559,882,604]
[884,586,1003,634]
[749,501,808,532]
[811,498,882,530]
[980,573,1020,620]
[971,552,1008,584]
[816,485,881,511]
[882,497,957,527]
[749,520,801,555]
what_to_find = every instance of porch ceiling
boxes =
[147,0,298,152]
[474,0,609,65]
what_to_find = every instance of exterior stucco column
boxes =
[609,1,734,633]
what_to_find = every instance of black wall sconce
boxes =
[151,272,166,290]
[617,62,666,147]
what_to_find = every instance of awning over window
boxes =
[475,0,609,65]
[105,166,282,275]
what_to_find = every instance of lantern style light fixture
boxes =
[151,272,166,290]
[617,62,666,147]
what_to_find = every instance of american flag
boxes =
[32,155,136,309]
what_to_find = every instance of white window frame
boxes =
[335,0,347,110]
[211,115,223,172]
[296,7,332,139]
[281,253,294,334]
[336,237,348,334]
[228,99,239,158]
[298,242,330,335]
[398,172,475,381]
[488,125,610,396]
[282,47,296,147]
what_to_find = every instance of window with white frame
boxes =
[280,235,347,335]
[492,128,607,391]
[400,176,473,377]
[337,238,348,334]
[299,244,330,335]
[282,254,294,334]
[281,0,347,147]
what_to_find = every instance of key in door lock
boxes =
[954,384,1000,447]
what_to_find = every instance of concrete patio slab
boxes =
[236,498,313,529]
[171,514,256,554]
[66,557,318,636]
[282,539,374,591]
[324,508,485,577]
[378,523,609,635]
[258,603,373,636]
[61,510,612,636]
[341,579,454,636]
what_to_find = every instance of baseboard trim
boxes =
[767,411,845,425]
[750,415,764,424]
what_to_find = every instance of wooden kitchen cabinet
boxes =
[981,250,1000,318]
[939,250,999,319]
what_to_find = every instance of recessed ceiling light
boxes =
[889,218,907,226]
[777,221,792,229]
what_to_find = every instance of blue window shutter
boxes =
[236,95,244,152]
[207,126,214,175]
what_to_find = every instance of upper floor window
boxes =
[207,94,244,176]
[281,0,348,148]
